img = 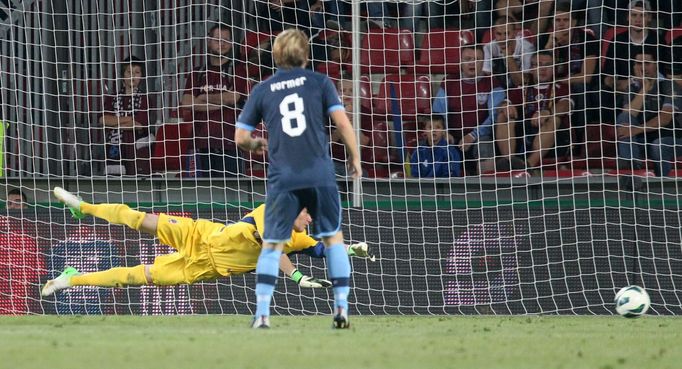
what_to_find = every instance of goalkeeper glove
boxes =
[290,269,332,288]
[348,242,376,262]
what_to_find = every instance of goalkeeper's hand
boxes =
[349,242,376,262]
[290,269,332,288]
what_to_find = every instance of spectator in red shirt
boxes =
[495,51,573,170]
[433,46,506,175]
[100,56,154,176]
[180,24,248,177]
[330,78,393,177]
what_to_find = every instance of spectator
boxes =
[323,31,350,66]
[181,24,248,177]
[100,56,154,176]
[310,29,351,78]
[244,32,277,81]
[255,0,324,36]
[389,0,484,31]
[324,0,484,32]
[570,0,615,36]
[330,78,393,177]
[659,2,682,32]
[5,188,27,209]
[603,0,669,94]
[494,0,554,36]
[616,50,682,177]
[432,46,506,175]
[410,115,462,178]
[325,1,397,31]
[394,0,428,31]
[483,16,535,90]
[495,51,573,170]
[467,0,495,40]
[666,23,682,81]
[539,2,600,143]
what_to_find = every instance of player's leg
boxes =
[321,231,351,329]
[41,267,81,296]
[54,186,203,252]
[309,187,351,329]
[253,191,301,328]
[42,251,208,296]
[252,241,284,328]
[53,186,158,237]
[74,250,217,289]
[41,264,151,296]
[140,221,220,286]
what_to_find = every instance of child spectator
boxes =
[410,115,462,178]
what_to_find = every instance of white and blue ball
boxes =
[614,285,650,318]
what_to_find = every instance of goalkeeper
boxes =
[42,187,374,296]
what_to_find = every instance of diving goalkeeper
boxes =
[42,187,374,296]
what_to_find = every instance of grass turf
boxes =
[1,315,680,369]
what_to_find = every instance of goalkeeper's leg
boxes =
[53,186,159,235]
[42,256,203,295]
[41,265,152,296]
[70,265,151,288]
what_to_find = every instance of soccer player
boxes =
[234,29,361,329]
[42,187,373,296]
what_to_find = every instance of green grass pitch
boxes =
[1,315,680,369]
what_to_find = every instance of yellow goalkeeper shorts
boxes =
[149,213,262,285]
[150,213,223,285]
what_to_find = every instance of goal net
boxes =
[1,0,681,315]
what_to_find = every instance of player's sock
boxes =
[325,243,351,313]
[254,248,281,318]
[80,203,146,230]
[70,265,148,287]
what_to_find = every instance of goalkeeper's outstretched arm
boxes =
[279,241,376,289]
[293,241,376,262]
[279,254,332,288]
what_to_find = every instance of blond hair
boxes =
[273,29,309,69]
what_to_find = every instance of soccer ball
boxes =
[614,285,650,318]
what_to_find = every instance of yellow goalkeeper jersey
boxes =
[150,204,318,285]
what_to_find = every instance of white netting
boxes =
[0,0,681,315]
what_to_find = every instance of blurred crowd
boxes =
[100,0,682,178]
